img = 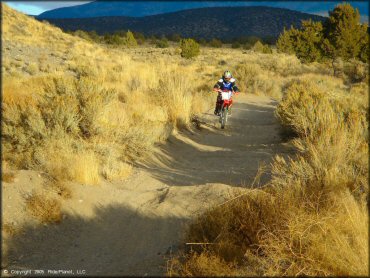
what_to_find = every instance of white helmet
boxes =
[223,70,232,80]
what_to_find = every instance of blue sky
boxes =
[5,1,369,22]
[6,1,89,15]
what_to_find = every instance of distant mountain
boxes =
[35,1,369,21]
[40,6,326,40]
[37,1,248,18]
[37,1,332,19]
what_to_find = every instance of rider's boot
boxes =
[228,106,232,116]
[214,103,221,115]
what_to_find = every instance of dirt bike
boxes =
[216,89,238,129]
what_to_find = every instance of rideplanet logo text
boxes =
[3,269,87,275]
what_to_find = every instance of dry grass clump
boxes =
[156,70,193,127]
[255,188,368,276]
[2,76,42,106]
[343,59,369,83]
[3,74,117,186]
[2,172,15,183]
[168,251,242,277]
[230,53,303,99]
[251,53,304,76]
[51,180,72,199]
[276,81,368,197]
[170,75,368,276]
[69,151,101,185]
[276,80,329,136]
[33,138,102,185]
[101,152,133,182]
[2,161,15,183]
[26,193,62,224]
[234,63,282,98]
[2,223,19,237]
[102,161,132,182]
[3,76,112,168]
[24,62,39,75]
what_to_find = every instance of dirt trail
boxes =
[3,94,292,276]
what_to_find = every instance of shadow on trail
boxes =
[4,205,185,276]
[137,98,291,187]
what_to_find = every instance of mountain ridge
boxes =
[39,6,326,40]
[37,1,255,18]
[37,1,328,19]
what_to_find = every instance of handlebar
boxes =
[213,89,241,94]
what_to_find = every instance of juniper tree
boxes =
[294,20,324,63]
[180,38,200,59]
[125,30,137,48]
[276,27,296,54]
[325,3,368,61]
[276,3,369,64]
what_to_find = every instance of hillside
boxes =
[2,3,101,78]
[39,6,326,40]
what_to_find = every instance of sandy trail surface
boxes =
[3,94,293,276]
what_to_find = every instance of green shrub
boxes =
[277,20,324,63]
[168,33,181,42]
[180,38,200,59]
[209,38,222,48]
[343,59,369,83]
[73,30,92,41]
[243,43,253,50]
[155,38,169,48]
[124,30,137,48]
[132,31,145,45]
[87,30,100,42]
[197,38,207,46]
[148,35,158,44]
[231,42,241,49]
[252,41,264,52]
[358,36,369,63]
[262,45,272,54]
[252,41,272,54]
[103,30,137,47]
[103,34,125,45]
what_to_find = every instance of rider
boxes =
[213,70,240,115]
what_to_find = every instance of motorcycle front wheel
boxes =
[220,107,228,129]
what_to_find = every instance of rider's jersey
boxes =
[214,78,239,92]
